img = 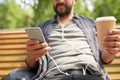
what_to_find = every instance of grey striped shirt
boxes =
[42,22,102,80]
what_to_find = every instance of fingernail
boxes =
[48,47,51,50]
[109,30,113,34]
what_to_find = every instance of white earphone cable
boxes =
[46,18,90,76]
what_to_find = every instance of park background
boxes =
[0,0,120,29]
[0,0,120,80]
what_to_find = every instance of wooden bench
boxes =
[0,29,28,79]
[0,29,120,80]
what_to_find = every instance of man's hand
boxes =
[103,28,120,55]
[25,39,51,69]
[101,28,120,63]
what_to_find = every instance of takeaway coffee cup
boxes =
[95,16,116,50]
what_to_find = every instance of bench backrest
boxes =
[0,29,28,79]
[104,53,120,80]
[0,29,120,80]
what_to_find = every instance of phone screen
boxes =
[25,27,46,43]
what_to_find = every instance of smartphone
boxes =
[25,27,46,43]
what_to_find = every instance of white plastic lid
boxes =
[95,16,116,22]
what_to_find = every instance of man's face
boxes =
[53,0,75,17]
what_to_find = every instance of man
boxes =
[2,0,120,80]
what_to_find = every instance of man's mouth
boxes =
[57,4,66,10]
[57,4,64,8]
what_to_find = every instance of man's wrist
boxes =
[25,56,39,69]
[25,56,31,68]
[101,50,115,63]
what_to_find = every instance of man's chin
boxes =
[57,8,66,13]
[57,11,66,17]
[57,13,67,17]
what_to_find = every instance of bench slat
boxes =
[105,66,120,73]
[0,29,26,34]
[0,55,26,62]
[0,39,27,44]
[110,58,120,65]
[0,44,26,49]
[103,58,120,65]
[0,70,12,76]
[0,34,28,39]
[109,74,120,80]
[0,62,27,68]
[0,49,26,55]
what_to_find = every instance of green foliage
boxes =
[0,0,120,29]
[74,0,92,17]
[93,0,120,23]
[31,0,55,26]
[0,0,28,29]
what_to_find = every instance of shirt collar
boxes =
[50,13,80,24]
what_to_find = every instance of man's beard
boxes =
[54,3,72,17]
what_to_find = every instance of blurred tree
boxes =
[75,0,92,17]
[1,0,119,29]
[1,0,91,28]
[92,0,120,23]
[0,0,28,29]
[31,0,54,26]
